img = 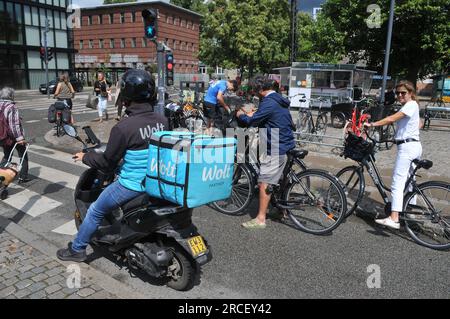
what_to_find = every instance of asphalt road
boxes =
[0,90,448,299]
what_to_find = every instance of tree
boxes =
[199,0,291,79]
[321,0,450,84]
[103,0,137,4]
[296,12,346,63]
[170,0,208,15]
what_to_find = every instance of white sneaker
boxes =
[375,217,400,230]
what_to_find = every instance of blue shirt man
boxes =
[203,79,238,130]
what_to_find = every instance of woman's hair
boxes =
[396,80,416,100]
[0,87,15,101]
[59,72,69,83]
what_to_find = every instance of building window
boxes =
[99,39,104,49]
[89,39,93,49]
[110,39,115,49]
[109,13,114,24]
[142,38,147,48]
[174,17,179,25]
[166,16,169,23]
[131,12,136,23]
[120,12,125,23]
[79,40,83,49]
[99,15,103,25]
[181,19,185,27]
[88,16,92,25]
[131,38,136,48]
[120,38,125,48]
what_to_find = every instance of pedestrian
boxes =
[0,87,30,183]
[93,72,112,123]
[54,72,75,124]
[364,80,422,229]
[236,76,296,229]
[203,79,238,132]
[115,78,125,121]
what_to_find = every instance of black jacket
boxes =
[83,103,169,171]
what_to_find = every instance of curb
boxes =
[0,215,147,299]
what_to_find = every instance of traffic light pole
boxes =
[155,41,166,115]
[44,19,49,99]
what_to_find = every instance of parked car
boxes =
[39,77,83,94]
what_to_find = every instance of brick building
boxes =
[73,0,202,85]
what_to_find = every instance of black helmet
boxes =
[120,69,156,104]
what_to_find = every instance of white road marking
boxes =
[1,184,62,217]
[28,144,87,168]
[28,161,80,190]
[52,220,78,236]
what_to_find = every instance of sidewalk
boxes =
[0,216,145,299]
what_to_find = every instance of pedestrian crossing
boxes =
[0,144,87,237]
[17,94,118,117]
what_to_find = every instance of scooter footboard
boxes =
[158,226,212,266]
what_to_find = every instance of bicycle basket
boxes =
[343,133,374,162]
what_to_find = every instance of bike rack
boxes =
[294,131,344,149]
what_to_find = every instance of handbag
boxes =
[86,92,98,110]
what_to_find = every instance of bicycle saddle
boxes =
[287,149,308,159]
[413,159,433,170]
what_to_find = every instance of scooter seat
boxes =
[121,193,183,214]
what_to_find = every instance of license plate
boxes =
[188,236,207,257]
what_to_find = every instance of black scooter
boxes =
[63,125,212,291]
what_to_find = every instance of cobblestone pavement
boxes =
[0,231,118,299]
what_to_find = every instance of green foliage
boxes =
[170,0,208,14]
[103,0,137,4]
[199,0,291,78]
[321,0,450,82]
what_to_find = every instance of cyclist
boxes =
[236,75,295,229]
[203,79,238,131]
[56,69,168,262]
[364,80,422,230]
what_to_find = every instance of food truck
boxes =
[273,62,376,108]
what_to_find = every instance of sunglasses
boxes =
[395,91,409,96]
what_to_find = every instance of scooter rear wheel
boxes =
[167,245,197,291]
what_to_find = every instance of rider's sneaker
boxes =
[375,217,400,230]
[56,242,87,262]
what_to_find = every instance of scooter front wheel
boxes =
[166,245,197,291]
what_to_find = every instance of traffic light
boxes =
[165,52,174,86]
[40,47,46,60]
[47,47,53,61]
[142,9,157,40]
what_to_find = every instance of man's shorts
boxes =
[258,154,287,185]
[203,101,226,129]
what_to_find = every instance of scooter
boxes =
[63,125,212,291]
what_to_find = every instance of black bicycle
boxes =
[212,145,347,235]
[337,132,450,250]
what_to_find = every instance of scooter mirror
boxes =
[63,124,78,138]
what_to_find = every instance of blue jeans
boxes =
[72,180,142,252]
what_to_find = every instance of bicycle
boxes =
[211,143,348,235]
[343,97,396,150]
[337,131,450,250]
[294,96,328,141]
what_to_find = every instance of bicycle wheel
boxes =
[336,166,364,217]
[297,115,311,140]
[315,114,327,137]
[282,169,347,235]
[403,181,450,250]
[383,124,396,150]
[210,164,254,215]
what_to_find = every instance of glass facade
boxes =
[0,0,75,89]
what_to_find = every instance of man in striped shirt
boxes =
[0,87,29,183]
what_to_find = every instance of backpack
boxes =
[0,108,14,147]
[48,104,57,123]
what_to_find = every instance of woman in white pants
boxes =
[93,72,111,123]
[364,81,422,230]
